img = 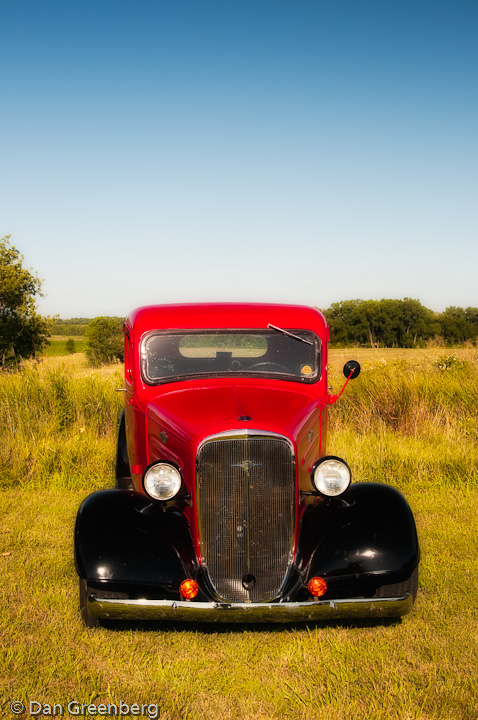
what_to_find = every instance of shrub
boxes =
[85,317,124,367]
[436,354,465,371]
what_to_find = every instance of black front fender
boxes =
[297,483,419,590]
[75,490,197,597]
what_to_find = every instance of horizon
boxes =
[51,296,478,322]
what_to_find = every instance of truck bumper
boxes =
[86,594,414,623]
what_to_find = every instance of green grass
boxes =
[44,337,87,356]
[1,486,477,719]
[1,350,477,718]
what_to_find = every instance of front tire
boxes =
[79,578,100,628]
[115,410,133,489]
[376,567,418,602]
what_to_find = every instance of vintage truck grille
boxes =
[197,434,295,602]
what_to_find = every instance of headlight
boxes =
[312,456,351,497]
[143,462,182,500]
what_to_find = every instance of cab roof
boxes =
[125,303,328,339]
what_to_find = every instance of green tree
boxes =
[65,338,76,354]
[399,298,440,347]
[465,307,478,343]
[0,235,52,367]
[324,298,440,347]
[85,316,124,366]
[440,307,472,344]
[325,299,370,346]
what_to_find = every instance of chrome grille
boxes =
[197,434,295,602]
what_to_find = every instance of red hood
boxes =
[146,382,320,445]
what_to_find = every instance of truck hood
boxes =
[146,382,320,444]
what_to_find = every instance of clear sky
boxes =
[1,0,477,318]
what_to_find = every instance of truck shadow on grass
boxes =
[99,617,404,633]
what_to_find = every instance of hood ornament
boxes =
[232,460,262,472]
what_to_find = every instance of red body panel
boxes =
[123,302,330,562]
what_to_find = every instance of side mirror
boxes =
[343,360,360,379]
[328,360,361,406]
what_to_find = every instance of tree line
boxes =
[323,299,478,347]
[53,318,90,336]
[2,236,478,367]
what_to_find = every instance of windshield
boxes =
[141,329,320,384]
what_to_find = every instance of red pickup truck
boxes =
[75,303,419,627]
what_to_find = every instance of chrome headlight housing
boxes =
[312,456,351,497]
[143,462,182,501]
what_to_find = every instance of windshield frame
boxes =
[140,328,322,385]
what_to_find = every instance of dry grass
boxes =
[326,348,478,486]
[1,350,477,718]
[0,354,123,489]
[1,485,477,719]
[329,346,478,367]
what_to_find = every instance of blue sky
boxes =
[1,0,477,318]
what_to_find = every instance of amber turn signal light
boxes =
[308,576,327,597]
[180,579,199,600]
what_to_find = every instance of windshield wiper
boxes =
[267,324,314,345]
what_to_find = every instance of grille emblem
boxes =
[232,460,261,472]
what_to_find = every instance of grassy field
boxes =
[43,336,87,357]
[1,350,477,719]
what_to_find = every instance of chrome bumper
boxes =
[88,594,414,623]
